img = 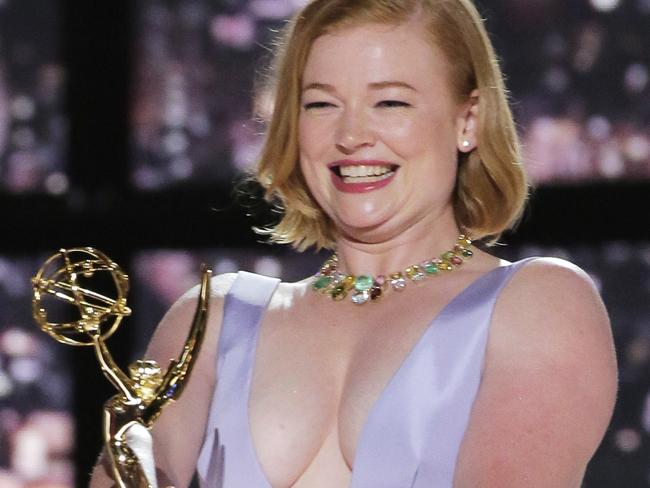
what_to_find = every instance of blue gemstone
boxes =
[164,383,178,398]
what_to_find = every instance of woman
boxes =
[92,0,617,486]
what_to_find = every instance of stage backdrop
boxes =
[130,0,648,190]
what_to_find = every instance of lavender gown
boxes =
[196,257,538,487]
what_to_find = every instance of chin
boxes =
[333,204,392,228]
[335,213,397,242]
[333,193,401,223]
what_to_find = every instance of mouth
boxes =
[328,161,400,190]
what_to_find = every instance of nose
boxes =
[335,107,376,153]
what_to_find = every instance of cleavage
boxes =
[248,293,442,483]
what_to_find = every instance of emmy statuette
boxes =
[32,247,212,488]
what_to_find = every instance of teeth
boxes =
[341,172,394,184]
[339,165,392,177]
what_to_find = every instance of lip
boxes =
[328,159,399,194]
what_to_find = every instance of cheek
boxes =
[424,109,458,150]
[377,116,416,140]
[298,152,318,194]
[298,119,329,201]
[376,112,448,159]
[298,115,332,160]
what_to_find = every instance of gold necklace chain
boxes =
[311,234,473,305]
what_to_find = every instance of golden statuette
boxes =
[32,247,212,488]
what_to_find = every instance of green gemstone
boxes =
[461,249,474,258]
[312,276,333,291]
[424,262,439,274]
[354,275,374,292]
[442,251,456,260]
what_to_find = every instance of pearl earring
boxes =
[462,140,471,148]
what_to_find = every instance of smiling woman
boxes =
[256,0,528,252]
[297,20,480,247]
[90,1,617,487]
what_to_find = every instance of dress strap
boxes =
[216,271,281,374]
[196,271,280,488]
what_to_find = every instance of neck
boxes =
[333,209,463,276]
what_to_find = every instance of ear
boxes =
[456,89,479,153]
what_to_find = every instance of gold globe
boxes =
[32,247,131,346]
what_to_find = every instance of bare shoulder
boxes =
[144,272,238,487]
[161,271,238,315]
[146,272,238,361]
[496,256,617,395]
[454,257,618,487]
[507,255,603,301]
[495,256,618,431]
[497,256,610,332]
[494,257,615,361]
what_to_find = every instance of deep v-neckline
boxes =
[243,261,512,487]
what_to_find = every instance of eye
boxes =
[303,101,336,110]
[377,100,411,108]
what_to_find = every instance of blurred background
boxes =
[0,0,648,486]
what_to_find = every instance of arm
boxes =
[454,258,617,487]
[90,273,237,488]
[141,267,212,427]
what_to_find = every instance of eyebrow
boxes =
[301,81,417,93]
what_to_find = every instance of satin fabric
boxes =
[197,258,538,487]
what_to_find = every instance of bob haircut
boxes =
[255,0,529,251]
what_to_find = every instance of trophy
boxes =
[31,247,212,488]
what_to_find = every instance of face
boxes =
[299,21,472,243]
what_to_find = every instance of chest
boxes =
[247,290,466,487]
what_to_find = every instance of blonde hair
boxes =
[255,0,529,251]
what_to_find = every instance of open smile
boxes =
[328,160,400,193]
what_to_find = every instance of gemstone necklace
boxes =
[311,234,473,305]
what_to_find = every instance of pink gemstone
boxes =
[451,256,463,265]
[375,275,386,286]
